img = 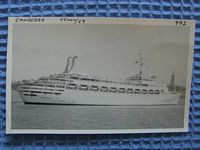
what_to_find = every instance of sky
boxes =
[12,23,190,86]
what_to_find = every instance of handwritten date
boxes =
[60,18,85,24]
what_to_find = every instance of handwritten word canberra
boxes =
[15,18,45,23]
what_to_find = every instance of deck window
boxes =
[21,90,30,93]
[155,90,160,94]
[78,84,88,91]
[66,83,77,90]
[30,87,43,90]
[70,76,79,80]
[55,89,64,92]
[109,87,117,93]
[30,91,42,93]
[100,86,108,92]
[134,89,140,94]
[141,89,147,94]
[126,88,133,94]
[43,91,53,94]
[118,88,125,93]
[43,88,54,91]
[24,94,37,96]
[90,79,100,82]
[80,78,90,81]
[54,92,61,95]
[56,85,65,88]
[89,85,99,91]
[148,90,154,94]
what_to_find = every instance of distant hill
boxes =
[12,80,28,91]
[167,84,186,93]
[12,81,20,91]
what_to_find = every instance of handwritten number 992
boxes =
[175,21,187,26]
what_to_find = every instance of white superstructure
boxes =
[18,56,181,105]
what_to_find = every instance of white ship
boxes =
[18,55,181,105]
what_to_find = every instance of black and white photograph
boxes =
[6,17,195,134]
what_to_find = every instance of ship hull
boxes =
[20,90,181,105]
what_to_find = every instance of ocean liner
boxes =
[18,55,181,105]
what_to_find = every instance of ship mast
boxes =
[139,53,143,82]
[170,71,175,94]
[135,53,143,84]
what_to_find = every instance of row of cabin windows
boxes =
[66,83,163,94]
[21,86,65,92]
[24,81,69,88]
[69,76,149,86]
[23,92,61,96]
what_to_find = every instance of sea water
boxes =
[11,91,184,130]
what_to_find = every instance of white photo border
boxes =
[6,17,195,134]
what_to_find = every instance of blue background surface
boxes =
[0,0,200,149]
